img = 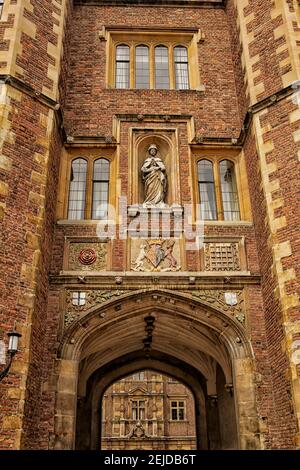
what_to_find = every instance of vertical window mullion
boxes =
[85,159,93,219]
[214,161,224,221]
[130,44,135,89]
[169,45,175,89]
[150,44,155,89]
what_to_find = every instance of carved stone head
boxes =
[148,144,158,157]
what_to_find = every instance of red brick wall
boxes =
[225,0,300,448]
[1,0,299,450]
[225,0,249,124]
[242,123,299,449]
[0,0,69,450]
[63,5,241,138]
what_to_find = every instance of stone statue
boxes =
[141,144,167,208]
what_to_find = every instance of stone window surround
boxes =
[191,148,252,224]
[170,399,186,421]
[102,26,205,91]
[58,148,117,221]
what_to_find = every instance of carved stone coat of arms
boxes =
[131,239,181,272]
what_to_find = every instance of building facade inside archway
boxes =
[0,0,300,452]
[101,368,238,450]
[101,371,197,450]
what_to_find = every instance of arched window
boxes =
[155,45,170,89]
[198,160,217,220]
[92,158,110,220]
[219,160,240,221]
[135,45,150,89]
[67,158,87,220]
[174,46,189,90]
[115,45,130,89]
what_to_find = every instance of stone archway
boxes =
[52,289,260,450]
[76,353,207,450]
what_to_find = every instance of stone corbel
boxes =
[225,384,234,396]
[99,26,107,42]
[208,395,218,407]
[196,29,206,43]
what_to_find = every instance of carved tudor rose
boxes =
[78,248,97,266]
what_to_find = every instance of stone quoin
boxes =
[0,0,299,450]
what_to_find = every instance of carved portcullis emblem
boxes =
[131,239,181,272]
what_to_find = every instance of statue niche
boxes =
[141,144,167,208]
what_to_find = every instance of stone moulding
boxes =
[68,242,107,271]
[75,0,224,7]
[64,288,245,330]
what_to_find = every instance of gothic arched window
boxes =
[135,45,150,89]
[155,45,170,89]
[219,160,240,221]
[197,158,241,221]
[67,158,87,220]
[174,46,189,90]
[197,159,217,220]
[92,158,110,220]
[115,44,130,89]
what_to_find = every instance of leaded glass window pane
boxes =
[92,158,110,220]
[171,400,185,421]
[116,45,130,89]
[174,46,189,90]
[132,371,145,381]
[155,46,170,89]
[132,400,145,420]
[198,160,217,220]
[219,160,240,221]
[68,158,87,220]
[135,45,150,89]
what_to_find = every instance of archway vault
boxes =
[53,289,260,450]
[60,288,252,360]
[81,352,208,450]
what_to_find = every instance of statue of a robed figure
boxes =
[141,144,167,208]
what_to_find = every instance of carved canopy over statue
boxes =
[141,144,167,208]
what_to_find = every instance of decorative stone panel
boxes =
[190,290,245,324]
[64,289,126,328]
[63,288,245,330]
[204,242,240,271]
[131,238,181,272]
[67,242,107,271]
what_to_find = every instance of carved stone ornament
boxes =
[204,242,240,271]
[64,288,245,330]
[64,290,126,328]
[78,248,97,265]
[131,239,181,272]
[126,421,150,439]
[190,290,245,324]
[68,242,107,271]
